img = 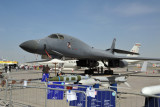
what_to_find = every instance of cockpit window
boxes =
[48,34,58,39]
[48,34,64,40]
[59,35,64,39]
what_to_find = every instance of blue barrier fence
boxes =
[47,81,65,100]
[47,83,116,107]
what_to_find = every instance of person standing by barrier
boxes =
[45,65,50,74]
[45,65,50,81]
[42,65,46,76]
[42,65,50,82]
[42,65,46,82]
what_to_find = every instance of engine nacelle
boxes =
[108,60,128,68]
[76,60,99,67]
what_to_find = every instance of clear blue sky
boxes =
[0,0,160,63]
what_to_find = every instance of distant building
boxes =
[0,60,18,68]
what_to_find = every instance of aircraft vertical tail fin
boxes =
[141,61,148,72]
[106,39,140,55]
[127,43,141,57]
[110,38,116,54]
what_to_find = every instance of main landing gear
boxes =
[104,70,113,75]
[84,69,96,75]
[84,67,114,75]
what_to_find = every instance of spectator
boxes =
[42,65,46,76]
[45,65,50,74]
[41,65,50,82]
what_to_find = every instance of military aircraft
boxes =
[27,43,140,71]
[19,33,160,74]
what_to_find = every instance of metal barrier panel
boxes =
[116,93,145,107]
[116,93,160,107]
[144,96,160,107]
[8,84,72,107]
[5,79,160,107]
[2,80,86,107]
[0,79,11,105]
[10,85,46,107]
[4,80,117,107]
[94,88,116,107]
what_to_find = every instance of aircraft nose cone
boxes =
[20,40,38,53]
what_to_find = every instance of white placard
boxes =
[66,90,77,101]
[86,87,95,98]
[24,81,27,86]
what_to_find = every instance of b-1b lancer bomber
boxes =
[20,33,160,74]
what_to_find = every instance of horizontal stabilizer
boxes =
[106,48,139,55]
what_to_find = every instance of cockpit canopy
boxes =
[48,34,64,39]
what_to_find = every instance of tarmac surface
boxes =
[0,66,160,107]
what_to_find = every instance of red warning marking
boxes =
[45,50,52,59]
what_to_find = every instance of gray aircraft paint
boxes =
[20,33,160,64]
